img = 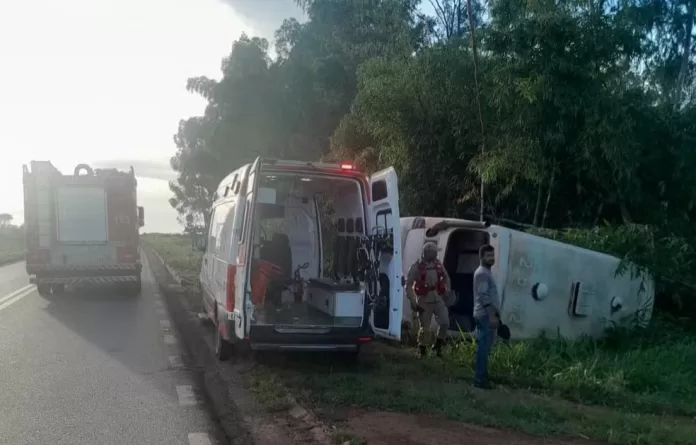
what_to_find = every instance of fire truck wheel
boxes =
[129,278,142,296]
[37,284,51,298]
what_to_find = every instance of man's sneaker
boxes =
[474,380,495,390]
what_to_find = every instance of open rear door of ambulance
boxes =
[368,167,403,341]
[235,157,262,340]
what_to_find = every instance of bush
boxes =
[0,226,25,266]
[141,233,202,283]
[446,316,696,416]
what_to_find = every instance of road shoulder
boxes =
[143,246,332,445]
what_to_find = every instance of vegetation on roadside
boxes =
[0,225,25,266]
[141,233,202,284]
[248,335,696,445]
[146,234,696,445]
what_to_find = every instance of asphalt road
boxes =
[0,257,222,445]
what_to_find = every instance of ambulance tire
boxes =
[338,345,361,363]
[123,278,142,297]
[215,325,233,361]
[131,278,142,296]
[52,284,66,295]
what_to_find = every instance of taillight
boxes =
[226,265,237,312]
[117,247,138,264]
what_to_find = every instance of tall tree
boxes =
[0,213,12,228]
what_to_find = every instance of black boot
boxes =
[418,345,427,358]
[432,338,444,357]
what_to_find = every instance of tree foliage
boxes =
[171,0,696,309]
[0,213,13,228]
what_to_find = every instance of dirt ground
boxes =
[334,408,599,445]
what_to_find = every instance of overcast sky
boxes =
[0,0,304,233]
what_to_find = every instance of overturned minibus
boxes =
[400,217,654,340]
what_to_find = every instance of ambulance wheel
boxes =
[52,284,66,295]
[215,325,233,361]
[338,346,361,363]
[37,284,51,298]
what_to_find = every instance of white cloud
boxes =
[219,0,307,40]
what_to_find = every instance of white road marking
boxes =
[188,433,213,445]
[176,385,198,406]
[159,320,171,329]
[0,286,36,313]
[154,300,164,308]
[156,308,166,316]
[0,284,34,305]
[163,334,176,345]
[169,355,183,368]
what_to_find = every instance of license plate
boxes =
[64,247,112,264]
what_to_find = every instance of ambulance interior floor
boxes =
[252,301,362,327]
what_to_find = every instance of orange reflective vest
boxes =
[413,260,446,296]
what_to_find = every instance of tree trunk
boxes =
[592,201,604,227]
[674,0,695,109]
[203,210,212,237]
[466,0,487,222]
[541,167,556,228]
[619,200,633,224]
[532,180,543,226]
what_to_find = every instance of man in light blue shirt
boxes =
[472,244,500,389]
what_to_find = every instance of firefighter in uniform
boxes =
[406,241,452,358]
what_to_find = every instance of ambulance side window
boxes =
[207,208,217,252]
[219,201,236,255]
[211,204,228,255]
[376,209,394,234]
[238,201,250,242]
[372,180,388,201]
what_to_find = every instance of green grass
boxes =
[490,323,696,417]
[0,227,25,266]
[250,334,696,445]
[145,231,696,445]
[141,233,202,284]
[330,430,367,445]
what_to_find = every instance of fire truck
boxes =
[23,162,144,296]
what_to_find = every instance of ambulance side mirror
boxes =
[138,207,145,227]
[195,236,207,252]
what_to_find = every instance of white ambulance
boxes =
[199,158,403,359]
